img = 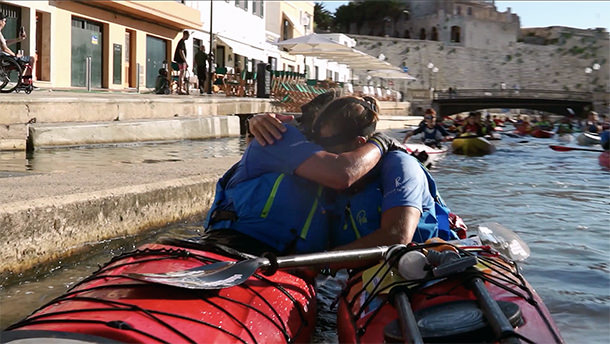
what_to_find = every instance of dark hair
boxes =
[312,96,380,145]
[300,89,339,137]
[424,108,436,116]
[0,12,6,21]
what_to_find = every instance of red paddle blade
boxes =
[549,145,573,151]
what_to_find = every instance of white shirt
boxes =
[0,30,7,48]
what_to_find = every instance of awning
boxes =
[291,47,400,71]
[216,36,267,62]
[275,34,401,72]
[368,69,417,80]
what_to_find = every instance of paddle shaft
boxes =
[549,145,604,153]
[275,246,390,269]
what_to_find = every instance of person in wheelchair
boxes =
[1,13,37,86]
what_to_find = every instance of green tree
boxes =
[334,0,407,35]
[314,2,334,32]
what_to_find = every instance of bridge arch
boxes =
[431,89,593,117]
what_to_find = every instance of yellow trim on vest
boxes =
[260,173,285,218]
[300,185,323,240]
[345,204,362,239]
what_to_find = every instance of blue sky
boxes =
[319,1,610,32]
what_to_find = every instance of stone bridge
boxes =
[432,89,593,117]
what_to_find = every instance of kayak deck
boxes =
[337,243,563,343]
[3,244,316,344]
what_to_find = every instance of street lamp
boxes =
[427,62,438,91]
[427,62,433,90]
[585,63,600,93]
[207,0,214,95]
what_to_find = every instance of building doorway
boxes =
[145,35,167,88]
[71,17,103,87]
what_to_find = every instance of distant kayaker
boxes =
[534,114,554,131]
[459,112,484,136]
[402,108,452,148]
[556,116,574,134]
[585,111,601,133]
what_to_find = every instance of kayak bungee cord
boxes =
[339,242,560,343]
[5,247,311,344]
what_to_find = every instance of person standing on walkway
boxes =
[0,13,37,85]
[194,43,208,94]
[173,30,189,94]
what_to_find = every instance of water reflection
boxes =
[0,137,247,174]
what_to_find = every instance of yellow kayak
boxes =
[451,136,496,156]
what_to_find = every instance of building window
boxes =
[235,0,248,11]
[419,28,426,40]
[404,30,410,39]
[253,0,257,15]
[259,1,264,17]
[431,27,438,41]
[315,66,319,80]
[282,18,293,40]
[451,26,461,43]
[467,7,472,15]
[456,6,461,15]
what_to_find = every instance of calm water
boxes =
[1,133,609,343]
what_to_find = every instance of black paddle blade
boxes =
[128,258,269,289]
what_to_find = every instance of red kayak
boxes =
[531,129,555,138]
[2,243,316,343]
[337,227,564,344]
[600,151,610,169]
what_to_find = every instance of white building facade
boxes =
[182,0,351,82]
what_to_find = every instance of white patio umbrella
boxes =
[276,33,401,72]
[274,33,353,52]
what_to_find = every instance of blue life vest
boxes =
[421,164,456,241]
[330,161,457,247]
[204,165,329,254]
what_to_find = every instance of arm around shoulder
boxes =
[295,142,382,190]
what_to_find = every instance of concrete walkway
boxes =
[0,89,417,278]
[0,154,239,277]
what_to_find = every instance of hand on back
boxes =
[248,113,294,146]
